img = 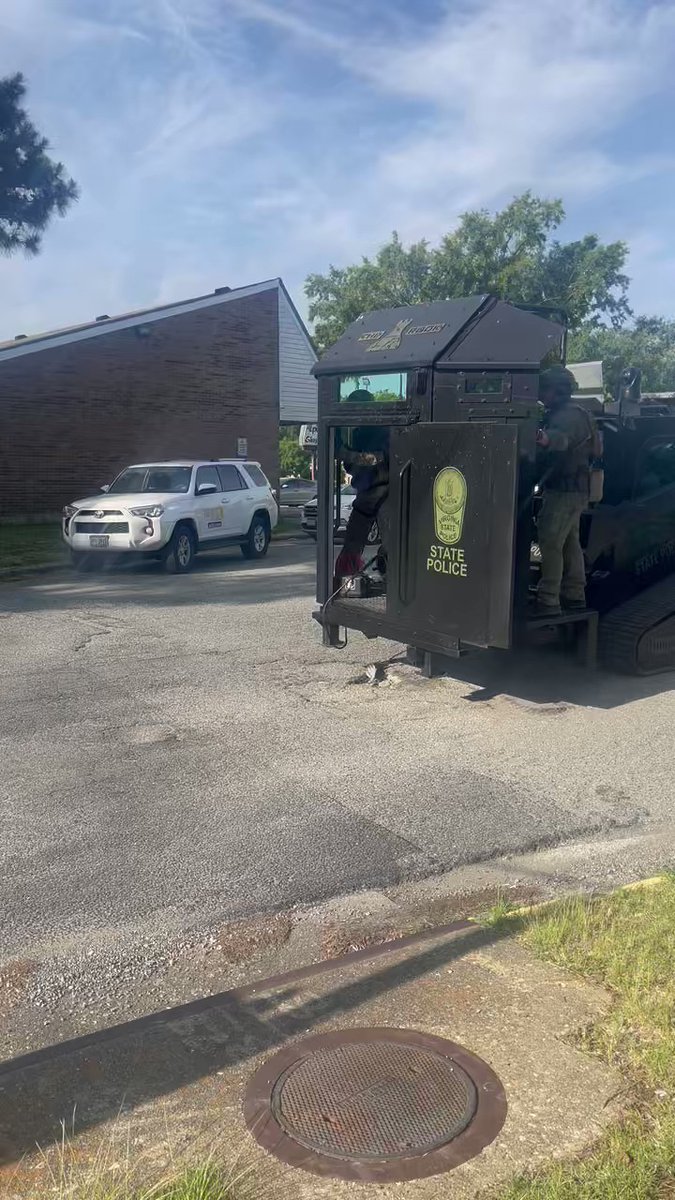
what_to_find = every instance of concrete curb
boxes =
[484,873,669,923]
[0,537,310,582]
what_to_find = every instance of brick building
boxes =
[0,278,317,517]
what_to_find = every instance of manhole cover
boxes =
[244,1028,507,1183]
[272,1038,477,1158]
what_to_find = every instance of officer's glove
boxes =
[335,550,364,580]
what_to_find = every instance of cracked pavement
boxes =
[1,542,674,974]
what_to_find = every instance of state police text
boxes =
[426,545,468,577]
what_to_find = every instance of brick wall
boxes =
[0,289,280,517]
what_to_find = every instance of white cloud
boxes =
[620,230,675,319]
[133,77,271,180]
[353,0,675,221]
[246,0,675,311]
[1,0,675,338]
[224,0,347,51]
[0,0,148,60]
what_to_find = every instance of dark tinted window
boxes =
[244,464,269,488]
[218,464,245,491]
[464,374,504,395]
[195,466,221,492]
[108,466,192,494]
[635,441,675,497]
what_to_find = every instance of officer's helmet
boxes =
[539,365,578,403]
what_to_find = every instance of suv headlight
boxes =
[63,505,77,517]
[130,504,165,518]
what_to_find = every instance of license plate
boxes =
[89,535,109,548]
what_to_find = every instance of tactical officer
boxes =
[335,391,389,579]
[535,365,596,615]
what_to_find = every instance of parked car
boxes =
[279,477,317,506]
[301,486,379,544]
[62,459,278,573]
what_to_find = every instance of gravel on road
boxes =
[1,542,674,1052]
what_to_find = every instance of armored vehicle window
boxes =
[464,374,504,395]
[634,440,675,498]
[339,372,409,404]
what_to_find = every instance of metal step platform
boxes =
[316,597,599,671]
[519,607,599,670]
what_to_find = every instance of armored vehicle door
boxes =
[388,422,519,649]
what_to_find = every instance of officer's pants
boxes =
[537,491,587,607]
[343,463,390,559]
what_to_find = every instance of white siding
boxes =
[278,287,318,422]
[567,361,603,392]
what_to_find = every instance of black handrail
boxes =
[398,459,412,605]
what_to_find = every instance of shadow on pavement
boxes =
[2,541,672,709]
[388,645,675,712]
[0,544,316,615]
[0,922,505,1166]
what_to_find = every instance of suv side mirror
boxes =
[100,484,110,492]
[196,482,218,496]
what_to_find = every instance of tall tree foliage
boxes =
[279,430,311,477]
[569,318,675,398]
[0,73,78,256]
[305,193,630,348]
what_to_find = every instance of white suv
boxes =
[62,460,278,573]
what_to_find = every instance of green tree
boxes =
[568,317,675,398]
[305,193,630,348]
[279,430,311,477]
[0,73,78,256]
[372,389,402,404]
[306,233,433,350]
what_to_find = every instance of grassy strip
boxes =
[30,1130,255,1199]
[0,523,66,569]
[273,517,304,538]
[0,516,300,572]
[54,1164,250,1199]
[492,875,675,1199]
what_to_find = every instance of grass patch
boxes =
[0,523,66,570]
[24,1122,256,1200]
[502,1105,675,1200]
[273,517,304,539]
[480,891,524,925]
[0,516,300,571]
[495,875,675,1199]
[43,1161,252,1200]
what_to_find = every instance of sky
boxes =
[1,0,675,339]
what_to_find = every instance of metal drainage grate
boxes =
[273,1039,476,1159]
[244,1028,507,1183]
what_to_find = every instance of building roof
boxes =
[0,277,316,364]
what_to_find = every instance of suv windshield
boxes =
[108,466,192,495]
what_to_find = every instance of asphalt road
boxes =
[2,540,674,963]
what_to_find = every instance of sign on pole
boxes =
[299,424,318,450]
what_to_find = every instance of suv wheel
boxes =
[164,524,196,573]
[241,515,270,559]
